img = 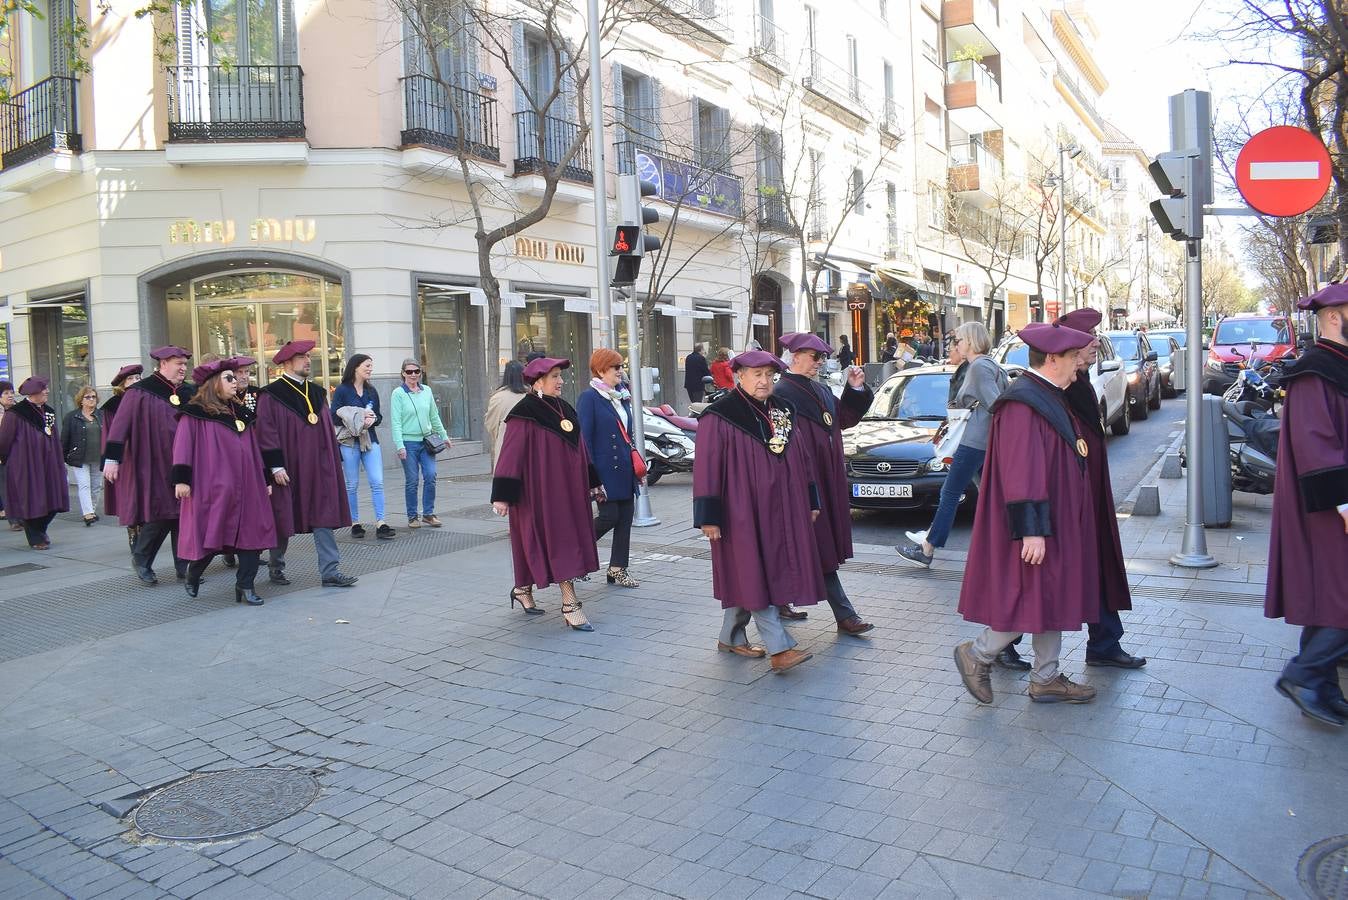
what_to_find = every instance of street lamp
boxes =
[1135,229,1151,330]
[1056,144,1082,312]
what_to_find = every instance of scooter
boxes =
[1222,398,1279,495]
[642,407,695,485]
[646,404,700,442]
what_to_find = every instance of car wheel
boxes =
[1148,376,1162,410]
[1110,397,1131,436]
[646,471,663,486]
[1132,389,1149,420]
[1162,376,1177,399]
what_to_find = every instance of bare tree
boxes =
[944,171,1032,329]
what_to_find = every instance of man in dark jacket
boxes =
[684,344,711,404]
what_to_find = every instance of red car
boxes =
[1202,315,1295,394]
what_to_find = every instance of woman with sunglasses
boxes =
[172,358,276,605]
[390,358,449,528]
[576,348,640,588]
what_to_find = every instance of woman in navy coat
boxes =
[577,348,641,587]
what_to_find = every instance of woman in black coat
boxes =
[62,384,104,525]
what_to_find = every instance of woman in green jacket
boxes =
[390,357,450,527]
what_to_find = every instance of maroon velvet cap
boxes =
[191,359,232,385]
[1297,282,1348,311]
[150,345,192,361]
[778,332,832,355]
[731,350,787,372]
[522,357,571,383]
[224,356,257,371]
[1055,308,1103,334]
[1018,322,1093,354]
[17,376,49,395]
[272,340,316,364]
[111,364,143,386]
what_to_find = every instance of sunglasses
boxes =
[222,374,238,383]
[809,351,826,361]
[404,369,421,375]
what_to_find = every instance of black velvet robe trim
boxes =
[491,477,523,504]
[1065,375,1104,437]
[104,441,126,462]
[10,399,54,433]
[99,394,123,419]
[171,464,192,486]
[693,496,722,528]
[702,390,797,454]
[1006,500,1053,539]
[261,376,329,422]
[131,373,193,406]
[808,482,821,511]
[993,372,1086,471]
[180,402,248,432]
[776,374,835,428]
[1281,341,1348,396]
[1299,466,1348,512]
[505,393,582,447]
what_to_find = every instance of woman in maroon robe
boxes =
[491,357,602,631]
[694,350,823,673]
[173,360,277,605]
[100,364,142,548]
[0,377,69,549]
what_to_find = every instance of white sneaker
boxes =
[905,529,928,545]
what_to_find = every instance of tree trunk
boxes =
[479,240,504,411]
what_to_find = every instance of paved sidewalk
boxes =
[0,448,1342,900]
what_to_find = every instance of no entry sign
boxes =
[1235,126,1332,217]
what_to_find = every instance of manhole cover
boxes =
[1298,835,1348,899]
[132,768,320,841]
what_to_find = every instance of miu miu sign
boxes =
[168,219,318,245]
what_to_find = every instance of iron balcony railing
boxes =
[757,182,792,233]
[881,98,903,134]
[945,59,1001,102]
[401,76,500,162]
[752,14,788,69]
[804,51,868,110]
[651,0,732,40]
[1,76,81,169]
[513,111,592,183]
[166,65,304,141]
[949,137,1003,179]
[615,140,743,218]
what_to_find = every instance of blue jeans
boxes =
[926,444,985,549]
[340,443,385,523]
[401,440,437,518]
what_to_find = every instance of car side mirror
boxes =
[1100,359,1121,373]
[1146,350,1158,362]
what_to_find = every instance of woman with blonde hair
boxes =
[897,320,1008,569]
[62,384,104,524]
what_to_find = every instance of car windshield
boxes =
[1110,336,1141,360]
[864,372,951,420]
[998,342,1030,368]
[1215,319,1289,345]
[1153,330,1185,348]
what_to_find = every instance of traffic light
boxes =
[1148,151,1203,241]
[1028,294,1043,322]
[612,174,662,286]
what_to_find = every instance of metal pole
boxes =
[586,0,615,348]
[1058,147,1070,313]
[1143,228,1151,330]
[624,287,660,526]
[1171,237,1217,568]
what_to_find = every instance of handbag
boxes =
[933,405,974,464]
[404,384,448,455]
[613,406,648,480]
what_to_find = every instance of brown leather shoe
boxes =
[954,640,993,704]
[770,648,812,673]
[1028,674,1097,704]
[778,606,808,621]
[717,641,767,658]
[837,617,875,636]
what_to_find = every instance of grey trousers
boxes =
[269,527,341,580]
[720,606,795,656]
[971,629,1062,684]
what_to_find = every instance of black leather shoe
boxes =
[134,565,158,586]
[235,588,264,606]
[1086,650,1148,669]
[1275,677,1345,727]
[1323,694,1348,718]
[778,606,808,621]
[321,573,358,587]
[269,573,291,586]
[184,579,201,599]
[223,554,237,568]
[995,648,1032,671]
[176,568,188,581]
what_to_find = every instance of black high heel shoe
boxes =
[185,579,201,599]
[511,587,544,615]
[235,588,264,606]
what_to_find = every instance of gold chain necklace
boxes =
[282,376,319,425]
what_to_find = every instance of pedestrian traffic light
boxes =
[1148,151,1203,241]
[612,174,662,286]
[1028,294,1043,323]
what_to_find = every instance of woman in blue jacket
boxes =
[577,348,640,587]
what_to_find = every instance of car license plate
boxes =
[852,483,913,498]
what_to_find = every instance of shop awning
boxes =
[871,268,951,308]
[11,290,87,314]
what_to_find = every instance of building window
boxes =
[851,168,865,215]
[886,181,898,250]
[694,99,731,169]
[919,12,939,65]
[879,0,888,21]
[846,35,860,99]
[619,66,659,145]
[805,5,819,71]
[927,181,945,229]
[808,148,826,237]
[924,98,943,147]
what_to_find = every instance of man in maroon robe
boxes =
[257,340,357,587]
[773,332,874,634]
[694,350,822,674]
[1056,309,1146,669]
[953,323,1099,704]
[1265,284,1348,727]
[104,347,193,584]
[0,377,69,549]
[99,364,142,534]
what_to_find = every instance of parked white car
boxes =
[991,334,1131,435]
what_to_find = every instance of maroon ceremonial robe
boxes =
[693,390,825,611]
[99,393,124,518]
[172,405,278,559]
[1064,376,1131,613]
[490,392,600,589]
[0,400,69,520]
[773,373,873,573]
[958,371,1098,633]
[1265,340,1348,628]
[104,375,191,526]
[256,375,351,538]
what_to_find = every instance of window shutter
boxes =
[648,78,663,144]
[511,22,526,114]
[612,63,627,143]
[279,0,298,65]
[689,98,702,161]
[712,106,730,169]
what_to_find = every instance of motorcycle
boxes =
[1222,343,1293,413]
[646,404,700,442]
[641,407,695,485]
[1179,397,1280,495]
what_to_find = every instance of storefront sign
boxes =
[168,219,317,245]
[751,314,769,326]
[512,237,588,265]
[563,298,599,314]
[634,148,743,218]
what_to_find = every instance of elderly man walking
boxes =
[103,346,194,584]
[694,350,822,673]
[773,332,874,634]
[953,323,1099,704]
[1265,284,1348,727]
